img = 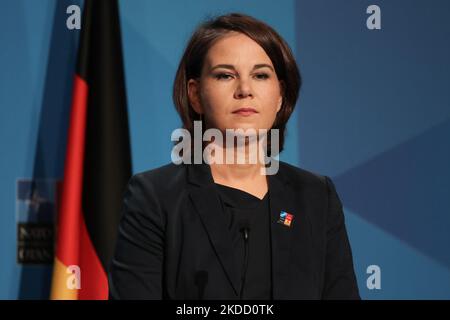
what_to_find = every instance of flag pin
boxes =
[277,211,294,227]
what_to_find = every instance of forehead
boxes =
[204,32,273,67]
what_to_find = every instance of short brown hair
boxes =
[172,13,301,153]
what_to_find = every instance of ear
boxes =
[277,80,285,112]
[277,97,283,113]
[187,79,203,114]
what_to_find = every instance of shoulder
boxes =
[278,161,342,209]
[132,162,185,185]
[123,163,187,203]
[277,161,340,203]
[278,161,328,188]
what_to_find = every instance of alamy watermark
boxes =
[66,265,81,290]
[366,264,381,290]
[171,121,280,175]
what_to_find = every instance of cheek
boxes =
[260,85,281,113]
[201,84,232,114]
[258,85,282,128]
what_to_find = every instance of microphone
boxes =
[238,220,250,300]
[194,270,208,299]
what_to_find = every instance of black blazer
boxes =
[108,161,360,300]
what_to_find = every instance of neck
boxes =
[206,139,269,198]
[210,161,265,183]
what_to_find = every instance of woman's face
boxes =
[188,32,283,133]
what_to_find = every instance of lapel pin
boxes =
[277,211,294,227]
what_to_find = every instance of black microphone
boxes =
[238,220,250,300]
[194,270,208,299]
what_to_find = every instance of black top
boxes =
[214,183,272,300]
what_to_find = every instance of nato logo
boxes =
[277,210,294,227]
[16,179,60,264]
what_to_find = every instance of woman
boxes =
[108,13,360,300]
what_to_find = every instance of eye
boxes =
[254,73,269,80]
[214,73,234,80]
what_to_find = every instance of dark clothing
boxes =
[214,183,272,299]
[108,161,360,299]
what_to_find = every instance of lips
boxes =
[232,107,258,116]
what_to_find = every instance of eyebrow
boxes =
[209,64,274,73]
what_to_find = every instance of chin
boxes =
[223,120,261,131]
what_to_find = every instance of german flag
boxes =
[50,0,132,300]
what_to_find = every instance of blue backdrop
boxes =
[1,0,449,299]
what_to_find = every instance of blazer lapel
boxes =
[186,163,241,296]
[268,165,313,299]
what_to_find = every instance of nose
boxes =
[234,78,253,99]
